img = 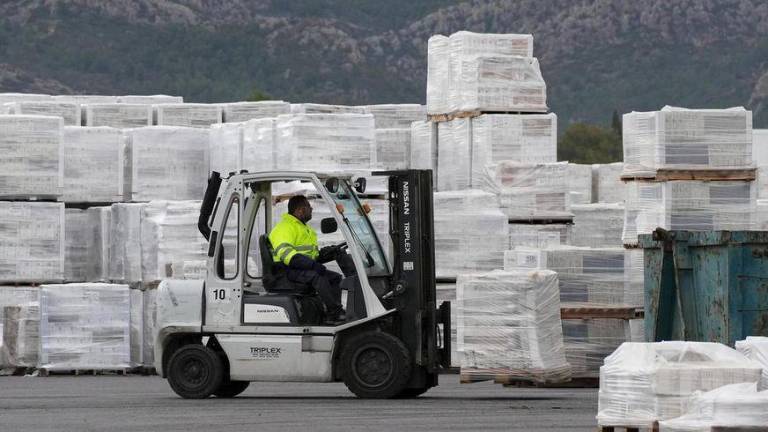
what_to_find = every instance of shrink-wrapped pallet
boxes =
[0,115,63,198]
[142,289,158,367]
[503,247,546,270]
[290,104,366,114]
[8,101,81,126]
[567,163,593,205]
[508,223,572,249]
[39,283,131,371]
[735,336,768,390]
[0,93,52,104]
[622,180,756,246]
[624,249,644,308]
[659,382,768,432]
[426,35,450,115]
[63,126,125,202]
[436,282,459,367]
[563,319,629,378]
[433,190,507,279]
[275,114,375,171]
[127,127,210,201]
[64,209,89,282]
[622,107,753,176]
[374,128,410,170]
[1,305,39,368]
[156,103,223,128]
[130,289,143,367]
[436,118,471,191]
[209,122,242,175]
[597,342,763,427]
[86,207,111,282]
[571,203,624,248]
[480,161,572,219]
[108,203,145,283]
[141,200,207,283]
[593,162,625,203]
[457,270,571,382]
[546,246,626,304]
[409,121,437,174]
[0,287,40,367]
[53,95,119,104]
[242,118,277,172]
[364,104,425,129]
[85,104,152,128]
[221,101,290,123]
[117,95,183,104]
[0,202,64,283]
[754,129,768,198]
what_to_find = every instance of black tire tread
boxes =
[394,386,430,398]
[340,331,412,399]
[167,344,224,399]
[214,380,250,398]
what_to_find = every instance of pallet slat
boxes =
[620,168,756,182]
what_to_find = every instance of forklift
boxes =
[154,169,451,399]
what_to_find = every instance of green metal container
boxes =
[638,229,768,346]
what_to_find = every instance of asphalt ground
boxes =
[0,375,599,432]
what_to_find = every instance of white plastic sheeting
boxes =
[0,115,63,198]
[409,120,437,174]
[242,118,277,172]
[571,203,624,248]
[624,249,644,308]
[433,190,507,279]
[64,209,89,282]
[39,283,131,371]
[753,129,768,198]
[209,122,243,175]
[426,35,450,115]
[0,93,52,104]
[436,118,472,191]
[290,104,366,114]
[127,127,210,201]
[479,161,572,219]
[0,287,39,368]
[597,342,763,427]
[85,104,153,128]
[63,126,125,202]
[155,103,223,128]
[659,383,768,432]
[567,164,593,205]
[374,128,410,170]
[221,101,290,123]
[86,207,111,282]
[508,223,572,249]
[593,162,625,203]
[364,104,425,129]
[129,288,158,367]
[457,270,571,382]
[108,203,145,283]
[141,201,207,283]
[735,336,768,390]
[117,95,183,104]
[622,107,753,176]
[274,114,375,171]
[622,180,756,246]
[0,202,64,283]
[53,95,119,104]
[8,101,81,126]
[563,319,629,378]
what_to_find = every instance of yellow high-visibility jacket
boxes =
[268,213,319,265]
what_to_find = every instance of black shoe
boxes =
[325,310,346,325]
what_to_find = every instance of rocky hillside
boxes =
[1,0,767,127]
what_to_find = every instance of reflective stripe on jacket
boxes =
[268,213,319,264]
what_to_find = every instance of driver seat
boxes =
[259,234,311,294]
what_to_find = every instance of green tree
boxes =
[247,88,272,101]
[611,110,622,136]
[558,122,623,164]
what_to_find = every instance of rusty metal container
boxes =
[638,229,768,346]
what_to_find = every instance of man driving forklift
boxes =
[269,195,351,325]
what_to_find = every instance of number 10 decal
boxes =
[210,288,230,303]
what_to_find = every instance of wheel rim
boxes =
[179,356,209,389]
[351,343,394,389]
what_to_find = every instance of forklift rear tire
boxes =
[214,380,250,398]
[167,345,224,399]
[340,331,412,399]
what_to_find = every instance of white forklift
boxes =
[154,169,451,399]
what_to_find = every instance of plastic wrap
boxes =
[433,190,508,279]
[629,319,645,343]
[142,289,157,367]
[597,341,763,427]
[567,163,593,205]
[508,223,572,249]
[141,200,207,283]
[659,382,768,432]
[221,101,290,123]
[592,162,625,203]
[364,104,425,129]
[563,319,629,378]
[436,282,459,367]
[117,95,183,104]
[426,35,450,115]
[85,104,153,128]
[129,289,143,367]
[127,126,210,201]
[480,161,572,219]
[572,203,624,248]
[735,336,768,390]
[274,114,375,171]
[64,209,89,282]
[108,203,145,283]
[0,286,40,367]
[374,128,410,170]
[622,180,756,245]
[62,126,125,202]
[409,120,437,174]
[241,117,277,172]
[0,93,52,103]
[9,101,81,126]
[39,283,131,371]
[624,249,644,308]
[209,122,243,175]
[457,270,571,382]
[53,95,119,104]
[290,104,366,114]
[436,118,472,191]
[0,202,64,283]
[754,130,768,198]
[86,207,111,282]
[1,305,39,368]
[622,107,753,176]
[0,115,63,198]
[156,103,223,128]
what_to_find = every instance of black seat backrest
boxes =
[259,234,277,288]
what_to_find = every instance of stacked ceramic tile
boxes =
[209,122,243,175]
[508,223,572,249]
[64,209,89,282]
[409,121,438,175]
[0,202,64,283]
[754,129,768,198]
[220,101,290,123]
[436,118,472,190]
[6,101,81,126]
[242,118,277,172]
[0,287,40,368]
[567,164,593,205]
[117,95,182,104]
[374,128,411,170]
[86,207,112,282]
[0,115,63,198]
[365,104,425,129]
[0,93,53,104]
[108,203,145,283]
[290,103,367,114]
[62,126,125,202]
[571,203,625,248]
[623,249,644,308]
[84,104,152,128]
[155,103,223,128]
[479,161,572,219]
[129,288,158,367]
[53,95,119,105]
[592,162,625,203]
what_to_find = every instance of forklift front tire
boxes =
[167,344,224,399]
[214,380,250,398]
[340,331,412,399]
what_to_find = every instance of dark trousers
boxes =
[286,268,344,315]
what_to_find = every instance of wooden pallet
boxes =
[508,216,574,225]
[38,368,130,377]
[710,427,768,432]
[598,422,658,432]
[0,195,63,202]
[428,110,544,123]
[621,168,756,182]
[460,367,571,385]
[560,303,644,320]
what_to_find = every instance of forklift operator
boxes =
[269,195,348,324]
